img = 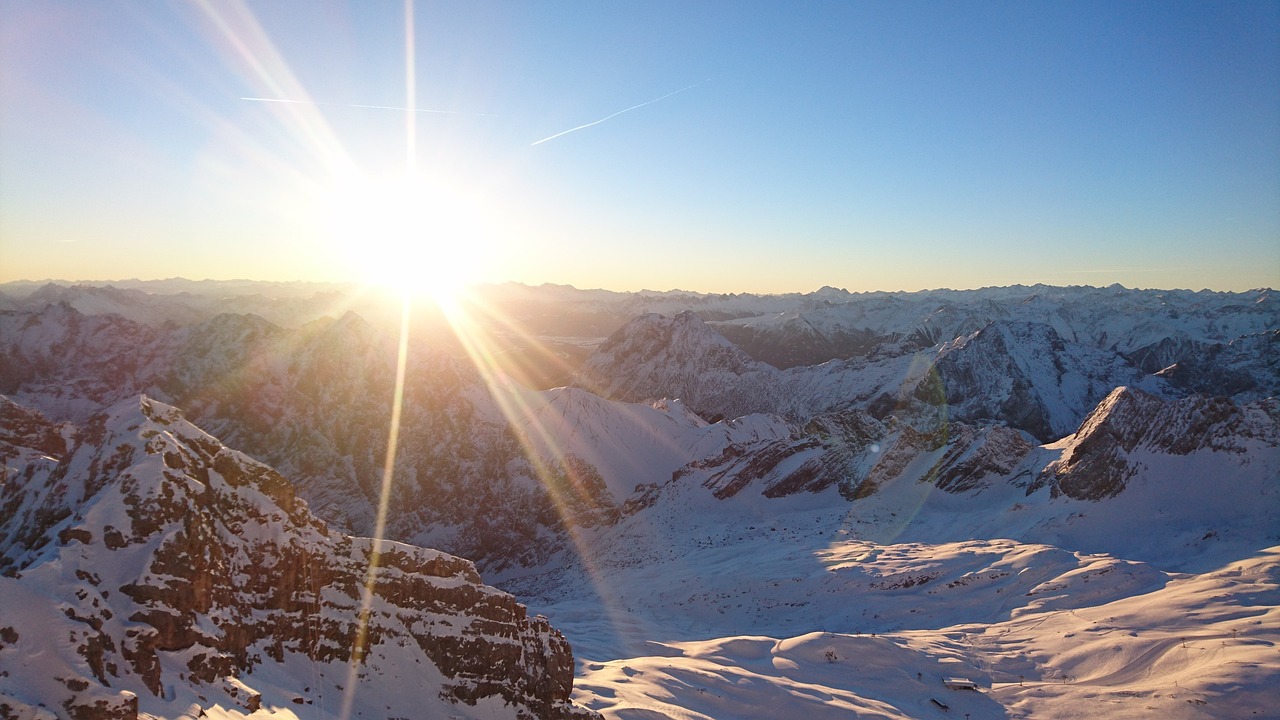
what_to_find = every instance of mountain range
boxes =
[1,279,1276,719]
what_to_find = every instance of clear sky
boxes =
[2,0,1278,293]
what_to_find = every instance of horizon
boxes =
[1,275,1275,298]
[2,1,1278,293]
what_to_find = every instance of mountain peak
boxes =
[924,320,1161,442]
[575,311,757,406]
[1034,387,1280,500]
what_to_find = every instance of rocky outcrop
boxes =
[0,395,598,720]
[1033,387,1280,500]
[1155,329,1280,401]
[1123,334,1210,374]
[925,425,1035,494]
[680,408,1034,503]
[681,410,883,500]
[0,396,67,459]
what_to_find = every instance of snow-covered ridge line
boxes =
[4,280,1274,361]
[575,312,1176,441]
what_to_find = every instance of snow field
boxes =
[496,442,1279,719]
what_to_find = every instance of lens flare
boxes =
[191,0,650,706]
[340,2,419,716]
[440,294,645,650]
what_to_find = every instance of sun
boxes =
[323,172,492,306]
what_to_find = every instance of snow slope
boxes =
[493,389,1280,719]
[2,280,1277,718]
[570,549,1278,720]
[500,386,791,503]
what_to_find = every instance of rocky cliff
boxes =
[1033,387,1280,500]
[0,305,624,573]
[0,396,598,720]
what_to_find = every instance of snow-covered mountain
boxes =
[0,281,359,331]
[1034,387,1280,500]
[1,305,612,571]
[0,395,598,720]
[2,279,1277,719]
[2,281,1275,565]
[495,383,1279,719]
[7,281,1275,373]
[1154,329,1280,401]
[919,320,1169,441]
[700,284,1279,368]
[576,311,1173,441]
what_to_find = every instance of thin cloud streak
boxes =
[241,96,497,116]
[1061,267,1198,274]
[530,79,709,146]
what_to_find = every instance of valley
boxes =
[1,280,1276,719]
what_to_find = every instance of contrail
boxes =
[530,79,710,146]
[1062,266,1197,274]
[241,96,497,116]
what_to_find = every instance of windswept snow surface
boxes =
[565,552,1278,720]
[495,429,1280,719]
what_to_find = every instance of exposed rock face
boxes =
[677,406,1035,503]
[681,410,882,500]
[924,425,1035,494]
[1033,387,1280,501]
[576,315,1173,448]
[918,321,1165,443]
[0,305,620,573]
[0,395,598,720]
[0,396,67,460]
[1155,329,1280,401]
[1124,334,1210,374]
[835,420,1037,501]
[575,311,763,418]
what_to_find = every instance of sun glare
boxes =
[324,173,491,305]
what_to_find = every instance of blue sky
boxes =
[2,0,1277,293]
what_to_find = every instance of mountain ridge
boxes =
[0,394,599,720]
[1,279,1277,719]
